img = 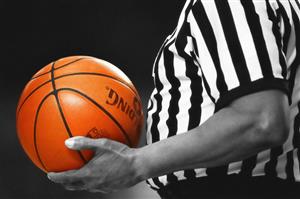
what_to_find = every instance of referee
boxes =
[146,0,300,198]
[48,0,300,198]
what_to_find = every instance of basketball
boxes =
[16,56,144,173]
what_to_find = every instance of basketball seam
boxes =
[17,80,52,116]
[57,87,133,147]
[33,92,54,172]
[30,57,88,80]
[17,72,138,117]
[56,72,138,95]
[50,62,87,164]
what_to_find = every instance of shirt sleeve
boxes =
[189,0,289,111]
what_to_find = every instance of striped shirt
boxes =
[146,0,300,189]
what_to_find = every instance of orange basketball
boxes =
[16,56,144,173]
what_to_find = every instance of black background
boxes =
[0,0,185,198]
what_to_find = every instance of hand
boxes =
[47,136,145,193]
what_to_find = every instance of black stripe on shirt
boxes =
[164,41,181,138]
[165,1,196,184]
[294,101,300,164]
[277,0,292,55]
[286,150,295,181]
[191,50,217,104]
[266,0,287,79]
[215,0,251,85]
[192,1,228,94]
[296,0,300,10]
[190,36,216,104]
[163,40,181,184]
[176,22,203,180]
[240,0,275,78]
[177,24,203,133]
[191,34,199,57]
[264,147,283,177]
[289,2,300,94]
[240,156,258,177]
[147,99,154,112]
[151,41,169,144]
[150,39,170,189]
[215,78,289,111]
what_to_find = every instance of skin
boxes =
[48,90,290,193]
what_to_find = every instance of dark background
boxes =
[0,0,185,198]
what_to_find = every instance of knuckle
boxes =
[80,139,86,145]
[99,138,108,145]
[95,138,109,149]
[83,138,96,148]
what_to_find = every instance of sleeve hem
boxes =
[215,78,290,112]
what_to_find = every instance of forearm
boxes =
[135,97,288,180]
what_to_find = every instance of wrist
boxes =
[131,147,151,182]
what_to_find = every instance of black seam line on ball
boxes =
[17,72,137,120]
[34,92,54,172]
[50,62,87,164]
[57,87,133,147]
[31,57,87,80]
[17,80,52,116]
[55,72,138,95]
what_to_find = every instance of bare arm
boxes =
[136,90,290,180]
[48,90,290,193]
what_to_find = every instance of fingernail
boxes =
[65,139,75,148]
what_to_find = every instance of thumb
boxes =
[65,136,99,150]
